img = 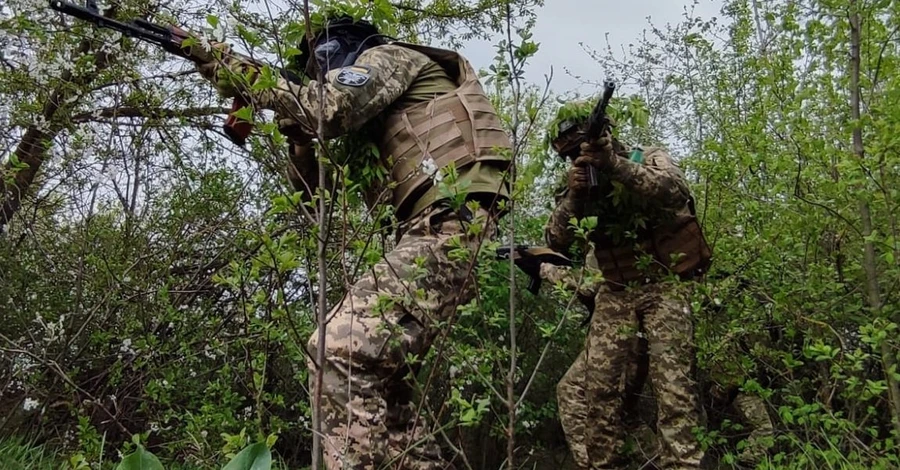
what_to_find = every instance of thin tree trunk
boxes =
[302,1,326,467]
[504,4,519,467]
[848,1,900,436]
[0,28,117,229]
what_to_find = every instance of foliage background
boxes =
[1,0,899,468]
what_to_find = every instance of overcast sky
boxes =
[458,0,723,95]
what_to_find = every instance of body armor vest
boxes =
[587,149,712,287]
[376,42,513,220]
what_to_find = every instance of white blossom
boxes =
[199,36,212,53]
[22,397,40,411]
[420,156,443,183]
[119,338,135,355]
[212,17,228,43]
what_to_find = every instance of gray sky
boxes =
[459,0,723,94]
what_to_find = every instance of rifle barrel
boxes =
[49,0,174,47]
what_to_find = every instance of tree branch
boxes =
[70,106,230,123]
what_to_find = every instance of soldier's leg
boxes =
[733,393,774,463]
[557,350,591,469]
[639,284,704,469]
[307,208,491,470]
[558,290,637,469]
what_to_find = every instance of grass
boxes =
[0,436,67,470]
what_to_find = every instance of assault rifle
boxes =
[552,79,617,188]
[49,0,276,146]
[496,245,572,295]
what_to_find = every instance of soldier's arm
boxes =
[606,147,691,210]
[544,189,586,255]
[209,45,432,139]
[285,142,320,201]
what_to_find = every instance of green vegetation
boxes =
[1,0,899,468]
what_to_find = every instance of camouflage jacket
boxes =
[544,145,709,285]
[206,43,511,222]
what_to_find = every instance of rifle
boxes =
[552,79,617,188]
[49,0,263,146]
[496,245,573,295]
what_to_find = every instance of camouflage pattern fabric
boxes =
[306,205,494,470]
[198,44,434,139]
[544,146,692,260]
[556,282,704,469]
[733,392,774,463]
[539,262,604,298]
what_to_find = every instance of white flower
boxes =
[119,339,135,355]
[420,156,439,178]
[212,18,228,43]
[200,430,208,438]
[199,36,212,53]
[23,398,40,411]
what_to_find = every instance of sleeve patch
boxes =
[335,65,373,87]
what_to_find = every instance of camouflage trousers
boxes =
[546,267,704,470]
[732,393,774,463]
[708,380,774,464]
[306,205,493,470]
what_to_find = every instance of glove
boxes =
[192,43,259,98]
[567,161,592,198]
[579,129,616,170]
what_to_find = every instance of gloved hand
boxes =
[578,129,616,170]
[190,42,259,98]
[567,160,593,198]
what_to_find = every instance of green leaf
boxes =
[115,445,164,470]
[232,106,254,123]
[206,15,219,29]
[222,442,272,470]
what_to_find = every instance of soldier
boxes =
[542,107,713,469]
[195,15,511,470]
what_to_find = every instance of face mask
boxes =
[314,39,345,72]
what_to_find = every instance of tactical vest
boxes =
[377,42,513,220]
[587,149,712,287]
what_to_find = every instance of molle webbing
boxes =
[378,42,512,218]
[592,203,712,287]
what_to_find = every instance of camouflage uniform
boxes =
[731,392,774,462]
[545,143,709,469]
[200,38,511,469]
[309,205,494,470]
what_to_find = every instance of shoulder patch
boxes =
[335,65,372,87]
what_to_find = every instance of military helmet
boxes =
[549,99,617,158]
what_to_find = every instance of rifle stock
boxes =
[496,245,573,295]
